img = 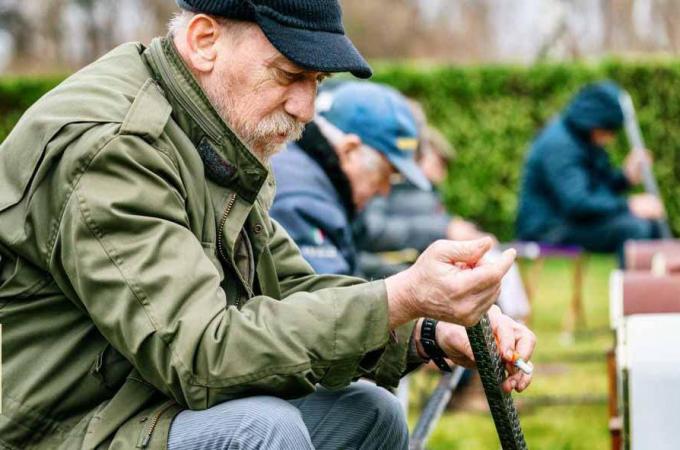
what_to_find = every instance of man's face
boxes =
[591,129,617,148]
[186,17,329,162]
[339,142,395,210]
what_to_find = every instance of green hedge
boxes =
[372,60,680,240]
[2,62,680,240]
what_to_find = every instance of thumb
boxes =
[434,237,494,265]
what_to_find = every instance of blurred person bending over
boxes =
[0,1,535,449]
[271,82,432,275]
[355,102,531,321]
[516,81,663,258]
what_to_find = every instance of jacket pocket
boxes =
[90,344,134,392]
[81,371,159,449]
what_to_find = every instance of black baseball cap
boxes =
[175,0,372,78]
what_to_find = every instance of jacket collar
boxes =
[143,36,268,204]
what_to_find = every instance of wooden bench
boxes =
[505,242,587,337]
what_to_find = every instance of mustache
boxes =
[250,110,305,142]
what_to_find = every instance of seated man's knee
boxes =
[169,396,313,450]
[348,382,409,445]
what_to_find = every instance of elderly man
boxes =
[517,81,664,258]
[0,2,535,449]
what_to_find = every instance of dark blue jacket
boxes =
[516,82,631,240]
[270,142,356,275]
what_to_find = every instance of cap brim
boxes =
[388,154,432,191]
[255,12,372,79]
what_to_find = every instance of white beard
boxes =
[201,78,304,163]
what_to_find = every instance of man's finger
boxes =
[515,370,533,392]
[494,316,516,361]
[514,323,536,362]
[455,248,516,293]
[434,237,494,265]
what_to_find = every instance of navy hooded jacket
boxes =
[516,81,632,240]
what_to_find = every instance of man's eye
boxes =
[278,69,301,83]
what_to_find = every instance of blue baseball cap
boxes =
[316,82,431,191]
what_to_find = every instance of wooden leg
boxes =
[523,257,544,326]
[572,253,587,331]
[608,348,622,450]
[563,254,587,337]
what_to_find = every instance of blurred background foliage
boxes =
[2,61,680,241]
[372,60,680,240]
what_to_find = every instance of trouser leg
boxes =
[167,396,314,450]
[167,381,408,450]
[289,380,409,450]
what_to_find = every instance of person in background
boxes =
[270,81,432,275]
[355,101,531,321]
[516,81,664,259]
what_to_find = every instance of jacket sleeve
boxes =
[355,196,449,253]
[543,144,629,219]
[264,217,417,389]
[608,168,632,193]
[269,193,354,275]
[49,134,406,409]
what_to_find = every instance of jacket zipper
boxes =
[217,192,238,263]
[216,192,255,308]
[137,400,176,448]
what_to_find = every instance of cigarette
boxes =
[505,350,533,375]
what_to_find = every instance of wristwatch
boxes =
[420,318,452,372]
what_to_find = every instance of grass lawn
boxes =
[409,254,617,450]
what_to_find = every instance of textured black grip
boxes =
[466,314,528,450]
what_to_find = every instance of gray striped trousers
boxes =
[167,381,409,450]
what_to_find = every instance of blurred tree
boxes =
[2,0,680,73]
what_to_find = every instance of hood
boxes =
[563,81,624,133]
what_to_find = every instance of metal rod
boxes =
[409,366,466,450]
[619,91,672,239]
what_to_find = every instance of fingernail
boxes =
[505,350,514,360]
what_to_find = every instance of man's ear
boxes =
[335,134,362,162]
[184,14,221,73]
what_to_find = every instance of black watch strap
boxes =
[420,318,452,372]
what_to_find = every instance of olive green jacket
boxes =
[0,37,415,450]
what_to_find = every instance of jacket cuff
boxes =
[371,320,418,389]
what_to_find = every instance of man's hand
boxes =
[385,238,516,329]
[415,306,536,393]
[628,193,665,219]
[623,150,652,186]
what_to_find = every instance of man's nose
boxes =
[284,80,316,124]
